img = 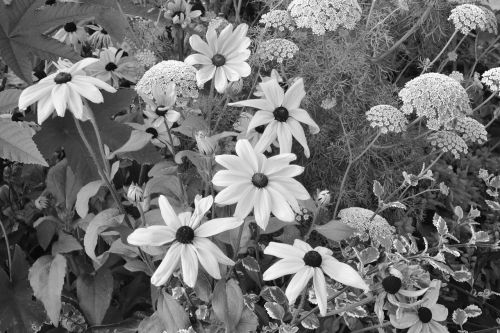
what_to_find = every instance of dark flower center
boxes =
[146,127,159,138]
[54,72,72,84]
[273,106,289,122]
[212,54,226,67]
[417,307,433,323]
[155,107,168,117]
[303,251,322,267]
[176,225,195,244]
[64,22,77,33]
[382,276,402,294]
[45,0,56,4]
[173,11,185,20]
[105,62,118,71]
[101,29,108,35]
[251,173,268,188]
[255,125,266,134]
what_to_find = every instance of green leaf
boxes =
[138,312,164,333]
[358,247,379,265]
[0,89,21,114]
[51,231,83,255]
[452,308,468,326]
[464,304,482,318]
[75,180,104,218]
[76,268,113,325]
[0,119,48,166]
[28,254,67,326]
[301,312,320,329]
[264,302,284,320]
[83,208,121,267]
[46,159,83,209]
[34,90,161,184]
[260,286,288,305]
[235,308,258,333]
[0,245,47,333]
[314,219,355,241]
[35,217,58,250]
[157,290,190,333]
[213,279,244,331]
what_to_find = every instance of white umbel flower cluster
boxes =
[399,73,472,131]
[448,4,498,35]
[365,105,408,134]
[454,117,487,144]
[136,60,199,101]
[338,207,395,248]
[481,67,500,95]
[449,71,464,83]
[428,131,468,159]
[288,0,362,35]
[135,49,157,69]
[256,38,299,63]
[260,10,296,31]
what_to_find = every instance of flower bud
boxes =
[195,130,216,155]
[35,196,49,209]
[127,183,144,203]
[316,189,331,205]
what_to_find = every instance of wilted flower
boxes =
[194,130,237,155]
[229,78,320,157]
[87,24,112,49]
[259,10,296,31]
[481,67,500,95]
[164,0,202,28]
[453,117,487,144]
[18,58,116,124]
[128,116,180,151]
[53,21,86,46]
[212,139,309,230]
[365,105,408,134]
[86,47,140,88]
[127,195,243,287]
[288,0,362,35]
[399,73,472,130]
[263,239,369,315]
[136,60,199,103]
[127,183,144,203]
[448,4,497,35]
[253,69,284,98]
[256,39,299,63]
[34,196,49,210]
[184,24,251,93]
[428,131,468,159]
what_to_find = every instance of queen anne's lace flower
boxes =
[288,0,361,35]
[448,4,498,35]
[135,60,199,102]
[338,207,395,247]
[449,71,464,83]
[428,131,468,159]
[399,73,472,130]
[207,17,230,32]
[454,117,487,144]
[135,49,157,69]
[259,10,295,31]
[365,105,408,134]
[256,39,299,63]
[481,67,500,95]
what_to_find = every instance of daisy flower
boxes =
[390,280,449,333]
[253,69,284,97]
[233,111,277,151]
[87,24,112,49]
[86,47,140,88]
[229,78,319,157]
[263,239,369,315]
[184,23,251,93]
[212,139,309,230]
[53,21,86,47]
[139,82,180,128]
[164,0,202,28]
[18,58,116,124]
[127,195,243,287]
[127,116,180,152]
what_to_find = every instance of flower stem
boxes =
[164,119,188,206]
[472,93,497,113]
[350,321,392,333]
[423,30,458,73]
[89,116,111,177]
[304,205,324,241]
[0,218,12,282]
[323,295,376,317]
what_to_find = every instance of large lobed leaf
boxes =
[0,119,48,166]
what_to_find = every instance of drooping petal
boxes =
[272,177,310,200]
[314,246,333,256]
[235,139,259,172]
[195,247,222,279]
[127,225,176,246]
[283,78,306,110]
[18,81,55,110]
[287,118,310,157]
[184,53,212,65]
[180,244,199,287]
[246,111,275,131]
[289,108,320,134]
[321,257,369,291]
[264,241,306,259]
[214,67,228,93]
[268,165,304,179]
[68,79,105,103]
[234,186,257,220]
[262,258,304,280]
[196,65,216,85]
[74,75,116,93]
[37,95,54,124]
[158,195,182,230]
[260,79,284,108]
[189,34,213,58]
[213,182,249,205]
[190,195,214,228]
[430,304,448,321]
[266,186,296,222]
[254,121,278,154]
[428,321,449,333]
[389,312,419,329]
[293,239,313,252]
[70,58,100,73]
[151,242,182,286]
[215,154,253,175]
[313,268,328,316]
[407,321,423,333]
[51,84,68,117]
[276,122,293,154]
[229,99,274,111]
[285,267,313,303]
[195,217,243,237]
[193,237,234,265]
[66,84,84,119]
[254,188,272,229]
[211,170,250,186]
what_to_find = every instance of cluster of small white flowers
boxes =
[321,97,337,109]
[428,131,469,158]
[259,10,295,31]
[449,71,464,83]
[135,49,157,69]
[135,60,199,101]
[256,38,299,63]
[338,207,396,248]
[288,0,362,35]
[454,117,488,144]
[399,73,472,130]
[208,17,230,32]
[365,105,408,134]
[448,4,498,35]
[481,67,500,94]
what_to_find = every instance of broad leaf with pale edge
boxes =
[83,208,122,267]
[75,180,104,218]
[0,119,47,166]
[28,254,67,326]
[0,245,46,332]
[314,219,356,241]
[52,231,83,255]
[157,290,190,332]
[76,268,113,325]
[0,89,21,114]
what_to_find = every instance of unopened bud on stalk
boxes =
[316,189,331,205]
[195,130,216,155]
[127,183,144,203]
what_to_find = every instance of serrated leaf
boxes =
[264,302,284,320]
[75,180,104,218]
[301,312,319,329]
[157,290,189,333]
[453,308,468,326]
[76,268,113,325]
[454,206,464,219]
[464,304,482,318]
[241,256,260,272]
[314,219,355,241]
[51,231,82,254]
[453,268,472,282]
[260,286,287,305]
[486,200,500,211]
[433,214,448,236]
[28,254,67,326]
[0,89,21,114]
[0,119,47,166]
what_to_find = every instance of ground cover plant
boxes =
[2,0,500,332]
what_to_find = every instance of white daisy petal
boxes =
[287,118,310,157]
[214,182,249,205]
[389,312,419,329]
[196,65,216,85]
[267,182,300,212]
[262,258,304,280]
[215,154,253,175]
[428,321,448,333]
[66,83,84,118]
[283,78,306,110]
[408,321,423,333]
[285,267,313,303]
[181,244,199,287]
[430,304,448,321]
[225,62,251,78]
[254,188,272,229]
[158,195,182,230]
[276,122,293,154]
[193,237,234,265]
[246,111,275,131]
[68,79,104,103]
[293,239,313,252]
[195,217,243,237]
[189,34,213,58]
[234,187,257,220]
[313,268,328,316]
[37,95,54,124]
[264,241,306,259]
[18,81,54,110]
[52,84,68,117]
[266,186,296,221]
[214,67,228,93]
[184,53,212,65]
[127,225,176,246]
[229,99,274,111]
[212,170,250,186]
[235,139,259,172]
[151,242,181,286]
[272,177,310,200]
[289,108,320,134]
[260,79,284,108]
[321,257,368,291]
[254,121,278,153]
[195,247,222,279]
[268,165,304,179]
[190,195,214,228]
